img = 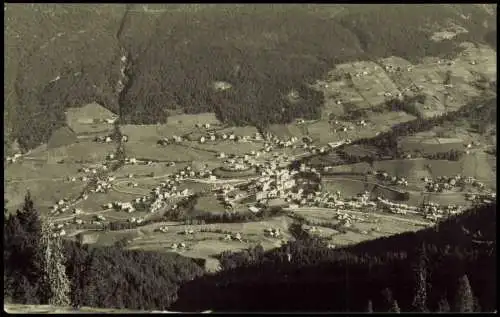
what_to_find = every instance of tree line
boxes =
[4,193,204,311]
[172,201,496,312]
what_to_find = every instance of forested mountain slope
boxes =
[172,202,496,312]
[5,4,496,152]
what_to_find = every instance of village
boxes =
[4,44,496,267]
[9,120,493,248]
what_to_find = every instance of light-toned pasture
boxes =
[25,140,115,163]
[124,143,215,162]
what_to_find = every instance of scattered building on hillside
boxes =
[65,102,118,134]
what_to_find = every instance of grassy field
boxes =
[166,112,222,127]
[73,191,141,211]
[112,162,190,178]
[373,159,433,182]
[185,140,263,156]
[123,216,294,260]
[292,207,424,247]
[265,123,305,139]
[326,162,372,174]
[321,177,371,198]
[25,141,115,163]
[306,121,340,144]
[124,143,215,162]
[312,111,417,144]
[212,167,258,179]
[216,126,260,138]
[5,161,86,212]
[344,61,401,108]
[120,124,194,143]
[5,180,84,214]
[398,136,464,155]
[460,151,497,186]
[307,152,345,167]
[425,160,464,178]
[194,195,226,215]
[341,144,380,158]
[65,104,116,135]
[5,161,81,181]
[177,181,213,194]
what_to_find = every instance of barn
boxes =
[65,102,117,135]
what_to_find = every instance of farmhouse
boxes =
[65,102,118,134]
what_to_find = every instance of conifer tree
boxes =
[411,242,428,312]
[12,192,45,303]
[40,220,71,307]
[454,274,474,312]
[49,236,71,306]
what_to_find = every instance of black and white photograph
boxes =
[4,3,497,313]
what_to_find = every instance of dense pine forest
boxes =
[3,192,496,312]
[173,202,496,312]
[5,4,496,152]
[3,193,204,311]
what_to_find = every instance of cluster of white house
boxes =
[424,174,484,192]
[94,135,114,143]
[50,198,76,215]
[5,153,22,163]
[199,131,262,144]
[49,222,67,237]
[223,232,242,241]
[376,172,409,187]
[170,242,187,250]
[334,211,365,228]
[467,191,496,204]
[94,177,115,193]
[254,168,297,203]
[330,120,368,133]
[264,227,282,238]
[377,196,419,215]
[424,202,467,221]
[102,183,192,216]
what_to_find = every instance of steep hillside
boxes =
[172,202,496,312]
[4,4,496,152]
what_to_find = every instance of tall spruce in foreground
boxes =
[5,192,45,304]
[454,274,474,312]
[411,242,428,312]
[40,220,71,306]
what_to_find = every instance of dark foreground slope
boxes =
[5,4,496,152]
[3,194,204,311]
[172,202,496,312]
